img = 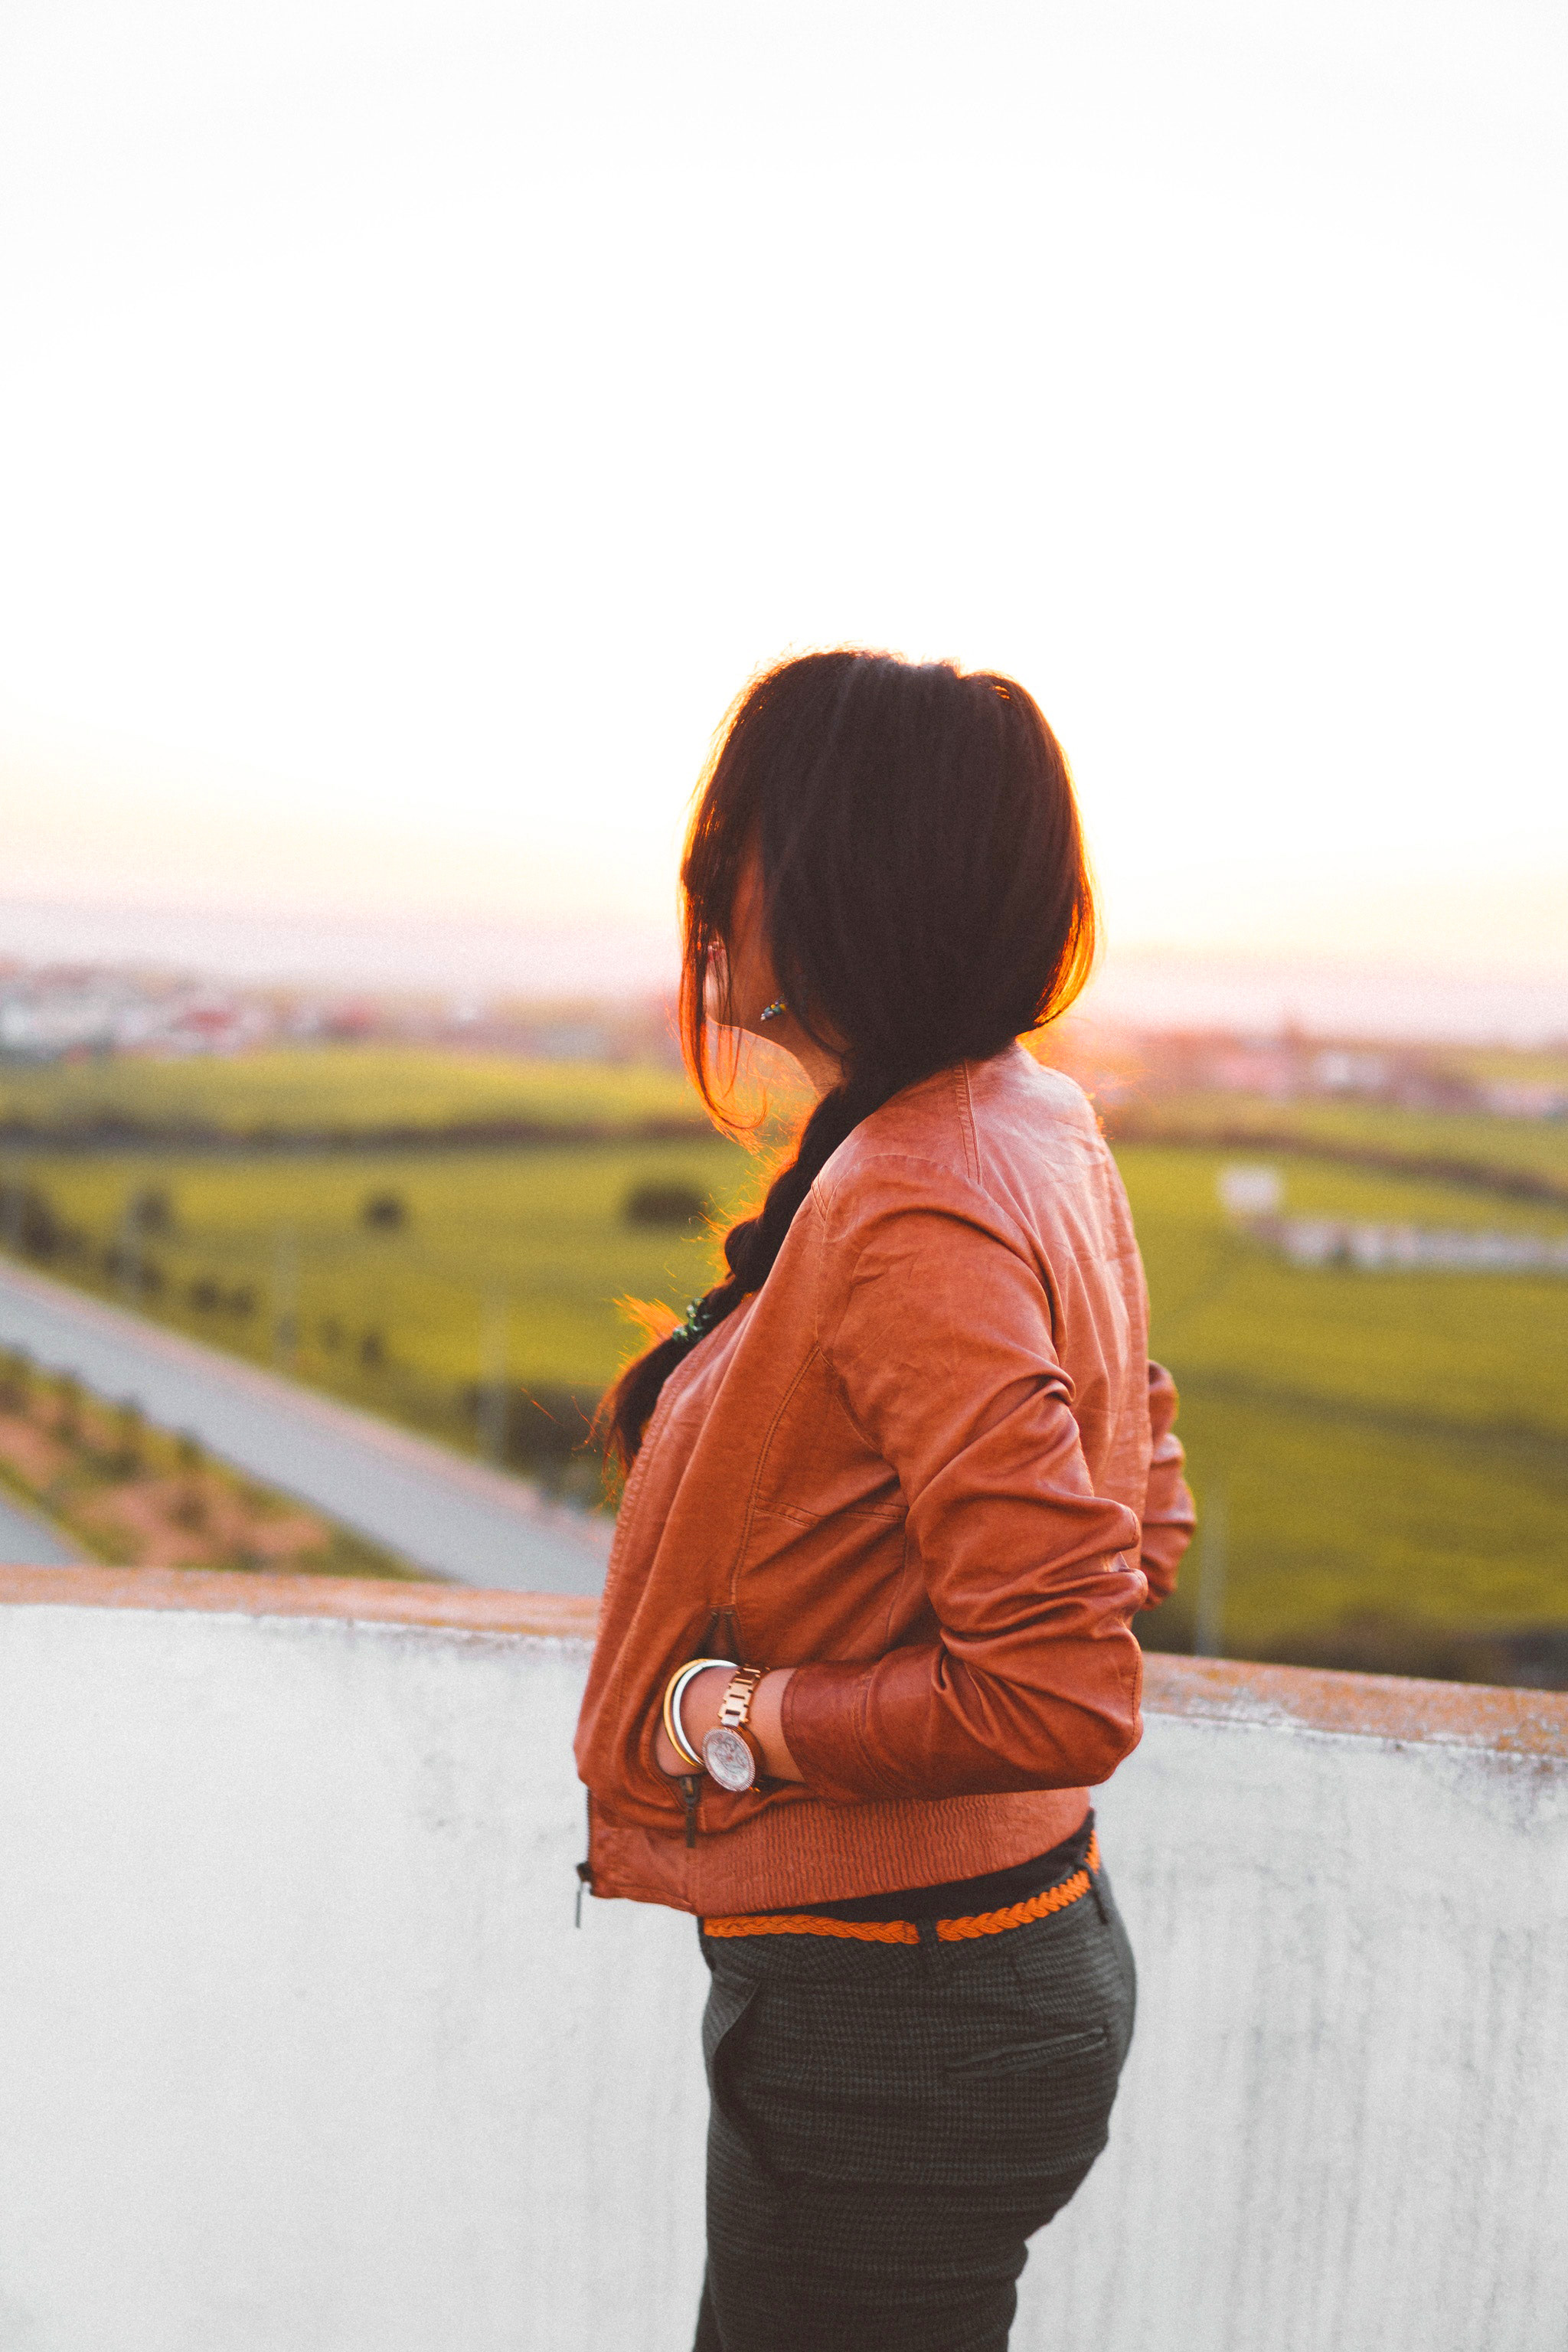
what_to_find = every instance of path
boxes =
[0,1259,611,1595]
[0,1489,82,1565]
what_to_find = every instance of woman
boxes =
[575,649,1193,2352]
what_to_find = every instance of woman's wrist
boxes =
[655,1662,803,1782]
[748,1666,802,1781]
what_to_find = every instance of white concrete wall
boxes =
[0,1599,1563,2352]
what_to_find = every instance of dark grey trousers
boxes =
[692,1865,1137,2352]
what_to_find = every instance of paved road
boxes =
[0,1260,611,1596]
[0,1489,82,1565]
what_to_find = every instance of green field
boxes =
[2,1047,1565,1678]
[0,1046,707,1141]
[1122,1147,1568,1674]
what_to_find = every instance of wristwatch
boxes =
[701,1664,767,1793]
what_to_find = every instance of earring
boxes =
[759,998,787,1024]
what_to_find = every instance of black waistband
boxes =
[767,1808,1096,1926]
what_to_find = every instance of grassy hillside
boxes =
[0,1136,759,1504]
[1114,1089,1568,1192]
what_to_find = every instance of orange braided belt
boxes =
[702,1832,1100,1945]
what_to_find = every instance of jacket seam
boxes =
[883,1521,912,1651]
[847,1676,900,1797]
[724,1339,827,1632]
[956,1060,982,1184]
[814,1148,1040,1268]
[825,1666,907,1802]
[753,1497,905,1528]
[807,1194,901,1494]
[813,1165,1041,1449]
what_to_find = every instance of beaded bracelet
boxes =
[671,1295,721,1349]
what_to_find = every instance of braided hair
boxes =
[603,649,1096,1468]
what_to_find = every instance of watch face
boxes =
[702,1723,758,1794]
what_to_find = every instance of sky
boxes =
[1,0,1564,1018]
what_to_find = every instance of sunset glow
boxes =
[2,0,1563,1000]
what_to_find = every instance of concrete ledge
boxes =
[1142,1648,1568,1756]
[0,1574,1563,2350]
[0,1563,599,1641]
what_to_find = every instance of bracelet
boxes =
[667,1658,737,1769]
[662,1657,737,1771]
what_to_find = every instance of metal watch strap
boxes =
[718,1664,766,1730]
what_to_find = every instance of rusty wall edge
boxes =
[2,1565,1565,1759]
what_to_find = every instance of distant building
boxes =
[1312,1049,1389,1094]
[1254,1216,1568,1276]
[1218,1165,1285,1218]
[1481,1081,1568,1120]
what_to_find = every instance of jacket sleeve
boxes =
[1140,1361,1195,1606]
[780,1161,1150,1805]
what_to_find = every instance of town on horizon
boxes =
[1,945,1564,1109]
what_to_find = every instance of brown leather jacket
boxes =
[575,1045,1194,1916]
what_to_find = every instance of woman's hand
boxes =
[655,1664,804,1782]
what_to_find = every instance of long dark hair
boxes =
[603,648,1096,1468]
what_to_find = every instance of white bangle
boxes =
[668,1656,737,1770]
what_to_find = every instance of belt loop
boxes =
[916,1914,940,1971]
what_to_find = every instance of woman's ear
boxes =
[702,936,734,1027]
[724,853,786,1037]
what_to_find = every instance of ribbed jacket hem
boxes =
[587,1785,1093,1916]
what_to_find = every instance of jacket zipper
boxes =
[575,1790,593,1926]
[698,1607,742,1661]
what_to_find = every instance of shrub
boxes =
[2,1182,63,1259]
[105,1245,166,1295]
[109,1399,145,1477]
[172,1480,207,1530]
[623,1179,707,1229]
[127,1187,175,1236]
[460,1380,602,1485]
